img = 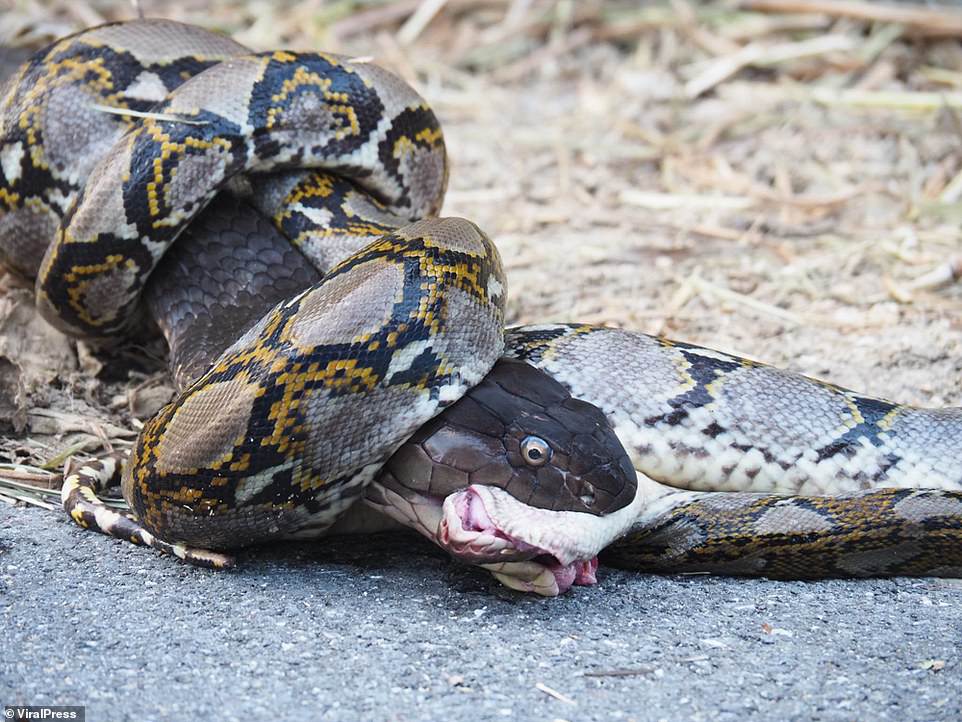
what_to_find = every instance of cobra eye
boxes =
[521,436,551,467]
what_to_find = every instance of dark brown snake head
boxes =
[370,359,645,595]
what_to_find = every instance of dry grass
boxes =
[1,0,961,504]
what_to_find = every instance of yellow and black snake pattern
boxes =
[122,219,504,551]
[2,19,505,562]
[604,487,962,578]
[26,26,447,338]
[2,19,961,593]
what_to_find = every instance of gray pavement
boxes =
[1,503,960,722]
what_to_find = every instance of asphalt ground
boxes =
[1,503,960,722]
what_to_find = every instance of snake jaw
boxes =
[437,485,612,596]
[437,487,542,562]
[480,558,600,596]
[368,477,645,596]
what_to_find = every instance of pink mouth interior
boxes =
[443,486,599,594]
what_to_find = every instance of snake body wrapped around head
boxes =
[2,19,962,596]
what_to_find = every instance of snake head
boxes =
[369,358,643,596]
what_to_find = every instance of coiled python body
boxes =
[2,19,961,596]
[1,19,514,555]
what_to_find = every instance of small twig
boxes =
[534,682,576,705]
[740,0,962,38]
[397,0,449,45]
[0,486,56,510]
[685,34,855,98]
[719,13,831,41]
[92,105,208,125]
[940,168,962,204]
[747,185,862,209]
[688,274,804,326]
[331,0,509,38]
[42,439,101,471]
[721,83,962,111]
[0,474,128,511]
[619,190,757,211]
[583,666,657,677]
[909,258,962,293]
[806,88,962,111]
[593,5,733,42]
[919,66,962,89]
[0,478,60,497]
[0,465,57,485]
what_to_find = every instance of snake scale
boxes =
[1,19,960,596]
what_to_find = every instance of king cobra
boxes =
[1,19,960,597]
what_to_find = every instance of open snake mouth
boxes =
[367,480,645,596]
[438,486,600,596]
